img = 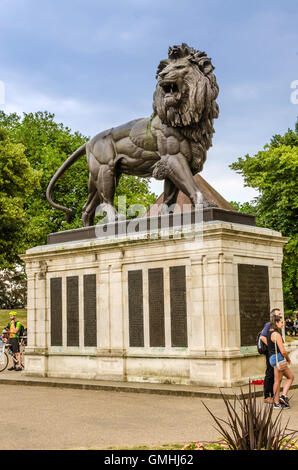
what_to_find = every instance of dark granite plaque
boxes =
[128,270,144,347]
[238,264,270,347]
[149,268,165,347]
[50,277,62,346]
[67,276,79,347]
[170,266,188,347]
[84,274,97,347]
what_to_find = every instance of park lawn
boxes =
[0,309,27,331]
[91,444,185,450]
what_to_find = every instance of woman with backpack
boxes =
[267,314,294,410]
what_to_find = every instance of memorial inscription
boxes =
[238,264,270,347]
[84,274,97,347]
[128,270,144,347]
[50,277,62,346]
[67,276,79,347]
[149,268,165,347]
[170,266,188,347]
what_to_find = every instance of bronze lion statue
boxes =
[46,43,219,226]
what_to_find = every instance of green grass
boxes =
[0,309,27,331]
[79,444,185,450]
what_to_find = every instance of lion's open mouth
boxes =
[160,81,181,100]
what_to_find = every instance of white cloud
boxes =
[1,80,143,136]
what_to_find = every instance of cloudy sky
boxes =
[1,0,297,202]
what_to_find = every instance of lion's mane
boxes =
[153,43,219,174]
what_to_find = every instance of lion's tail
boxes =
[46,143,87,222]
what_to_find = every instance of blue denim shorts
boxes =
[269,352,285,367]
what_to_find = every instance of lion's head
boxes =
[153,43,219,173]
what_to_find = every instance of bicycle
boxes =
[0,335,26,372]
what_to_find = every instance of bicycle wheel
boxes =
[0,351,9,372]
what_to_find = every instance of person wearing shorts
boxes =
[267,314,294,409]
[260,308,281,404]
[7,312,22,371]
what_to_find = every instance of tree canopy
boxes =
[230,123,298,310]
[0,127,40,267]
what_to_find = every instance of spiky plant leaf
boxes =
[202,386,297,450]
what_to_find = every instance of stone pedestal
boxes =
[22,219,287,387]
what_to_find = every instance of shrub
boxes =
[202,384,297,450]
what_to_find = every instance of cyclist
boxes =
[6,311,22,371]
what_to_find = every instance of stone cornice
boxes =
[21,221,288,264]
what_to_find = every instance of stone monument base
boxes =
[22,216,286,387]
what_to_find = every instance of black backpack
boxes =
[256,331,267,355]
[18,323,25,338]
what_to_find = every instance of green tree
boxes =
[115,174,157,218]
[0,127,40,266]
[229,200,258,216]
[0,111,90,248]
[0,268,27,309]
[230,124,298,309]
